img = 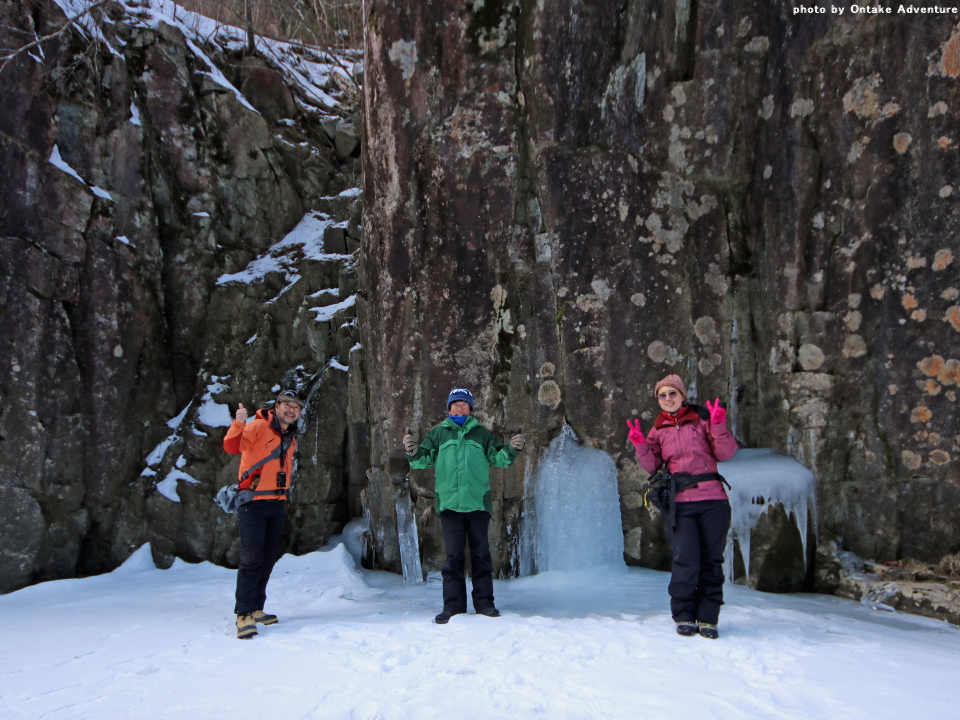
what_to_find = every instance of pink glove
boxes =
[625,419,645,446]
[705,398,727,425]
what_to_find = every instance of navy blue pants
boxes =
[665,500,731,625]
[439,510,495,613]
[234,500,286,615]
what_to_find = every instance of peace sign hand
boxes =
[625,419,646,446]
[705,398,727,425]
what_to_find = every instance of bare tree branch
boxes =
[0,0,113,76]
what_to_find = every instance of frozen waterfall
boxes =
[520,425,625,574]
[718,448,817,582]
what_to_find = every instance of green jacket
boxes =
[408,415,519,513]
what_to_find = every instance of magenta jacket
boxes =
[635,405,738,502]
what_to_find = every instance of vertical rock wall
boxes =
[0,0,363,592]
[361,1,960,579]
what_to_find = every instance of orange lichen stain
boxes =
[943,30,960,77]
[943,288,959,300]
[918,355,945,376]
[930,450,951,465]
[906,255,927,269]
[925,379,942,395]
[901,293,918,310]
[870,283,886,300]
[933,249,954,270]
[893,133,912,153]
[910,406,932,423]
[938,358,960,386]
[912,309,927,321]
[946,306,960,331]
[938,136,954,149]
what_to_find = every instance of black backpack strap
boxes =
[240,443,285,484]
[685,404,711,421]
[673,472,730,490]
[647,471,731,530]
[250,489,287,497]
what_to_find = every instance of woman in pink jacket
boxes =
[626,374,738,639]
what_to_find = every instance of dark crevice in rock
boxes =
[672,0,699,83]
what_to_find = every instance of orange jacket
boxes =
[223,409,297,501]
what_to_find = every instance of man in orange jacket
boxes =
[223,390,303,639]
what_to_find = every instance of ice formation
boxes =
[339,516,372,569]
[395,489,423,584]
[521,425,625,574]
[718,448,817,581]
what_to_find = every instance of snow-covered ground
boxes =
[1,545,956,720]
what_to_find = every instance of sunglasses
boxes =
[657,391,680,400]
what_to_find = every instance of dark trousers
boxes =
[439,509,495,613]
[234,500,286,615]
[665,499,731,625]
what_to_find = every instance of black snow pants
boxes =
[439,509,495,614]
[665,499,731,625]
[234,499,286,615]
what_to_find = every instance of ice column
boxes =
[520,425,624,574]
[395,488,423,584]
[718,448,818,581]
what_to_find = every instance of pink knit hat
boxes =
[654,374,687,399]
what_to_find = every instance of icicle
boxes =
[517,459,537,577]
[395,488,423,585]
[718,448,817,582]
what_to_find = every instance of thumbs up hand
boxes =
[403,427,418,455]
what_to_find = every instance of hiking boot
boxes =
[477,606,501,617]
[434,610,461,624]
[252,610,278,625]
[698,623,719,640]
[236,613,258,639]
[676,621,698,637]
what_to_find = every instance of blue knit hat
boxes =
[447,388,474,410]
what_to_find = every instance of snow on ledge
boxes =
[216,212,350,287]
[48,145,84,183]
[196,376,233,428]
[156,468,199,503]
[311,295,356,322]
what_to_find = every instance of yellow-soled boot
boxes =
[236,613,258,639]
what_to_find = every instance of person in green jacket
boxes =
[403,388,524,624]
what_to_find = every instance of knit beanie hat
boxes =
[447,388,474,410]
[654,374,687,399]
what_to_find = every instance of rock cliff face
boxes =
[361,1,960,585]
[0,0,364,591]
[3,0,958,608]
